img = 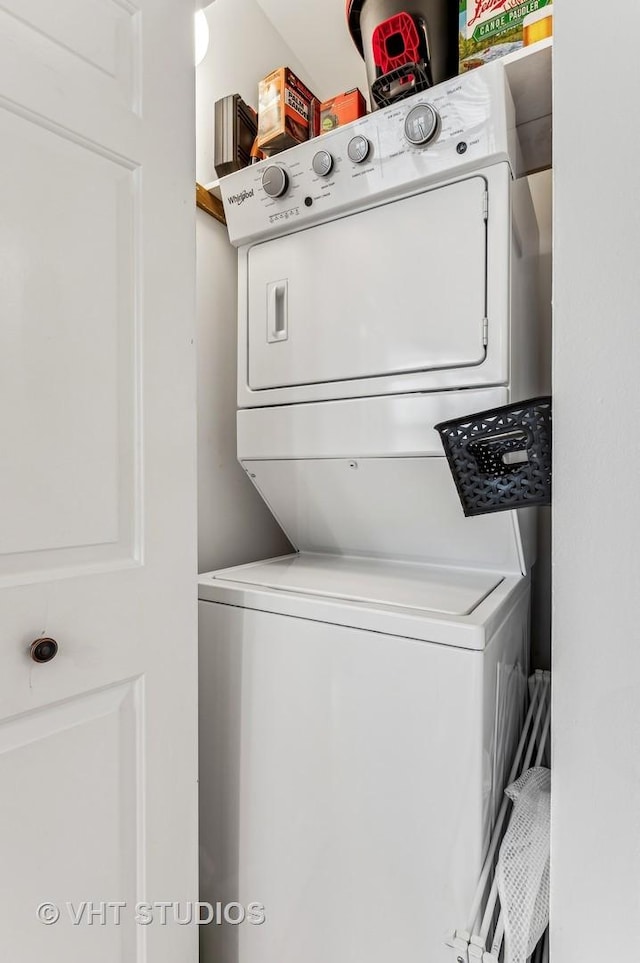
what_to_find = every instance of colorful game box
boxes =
[459,0,553,73]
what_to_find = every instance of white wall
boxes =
[254,0,368,102]
[196,0,301,573]
[551,5,640,959]
[196,210,291,573]
[196,0,317,185]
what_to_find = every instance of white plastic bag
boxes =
[496,767,550,963]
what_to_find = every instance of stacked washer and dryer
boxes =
[199,62,546,963]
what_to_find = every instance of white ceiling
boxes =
[254,0,368,102]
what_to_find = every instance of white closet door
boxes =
[0,3,197,960]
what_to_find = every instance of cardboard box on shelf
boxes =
[319,89,367,134]
[459,0,553,73]
[258,67,317,155]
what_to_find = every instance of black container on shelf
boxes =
[346,0,458,108]
[434,397,552,517]
[214,94,257,178]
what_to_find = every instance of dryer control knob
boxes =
[347,135,371,164]
[404,103,440,147]
[312,150,334,177]
[262,166,289,198]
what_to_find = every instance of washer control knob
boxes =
[312,150,334,177]
[347,135,371,164]
[262,166,289,198]
[404,103,440,146]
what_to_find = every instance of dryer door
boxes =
[247,175,488,391]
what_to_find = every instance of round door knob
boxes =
[262,166,289,198]
[347,135,371,164]
[30,637,59,664]
[404,103,440,146]
[312,149,334,177]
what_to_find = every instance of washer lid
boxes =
[212,553,502,617]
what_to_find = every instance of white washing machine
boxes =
[199,556,529,963]
[199,62,544,963]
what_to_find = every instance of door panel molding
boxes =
[0,103,142,580]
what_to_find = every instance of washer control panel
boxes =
[222,62,514,246]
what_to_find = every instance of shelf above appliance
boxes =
[203,178,222,200]
[196,182,225,225]
[502,38,552,176]
[202,38,552,226]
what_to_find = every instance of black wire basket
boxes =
[434,397,552,517]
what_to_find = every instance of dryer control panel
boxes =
[221,62,516,247]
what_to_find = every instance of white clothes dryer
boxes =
[199,60,547,963]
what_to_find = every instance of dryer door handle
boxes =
[267,280,288,343]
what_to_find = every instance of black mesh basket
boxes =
[434,397,552,517]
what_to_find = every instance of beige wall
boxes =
[196,0,317,186]
[196,210,291,574]
[551,4,640,958]
[196,0,302,573]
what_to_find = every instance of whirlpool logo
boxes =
[227,189,254,206]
